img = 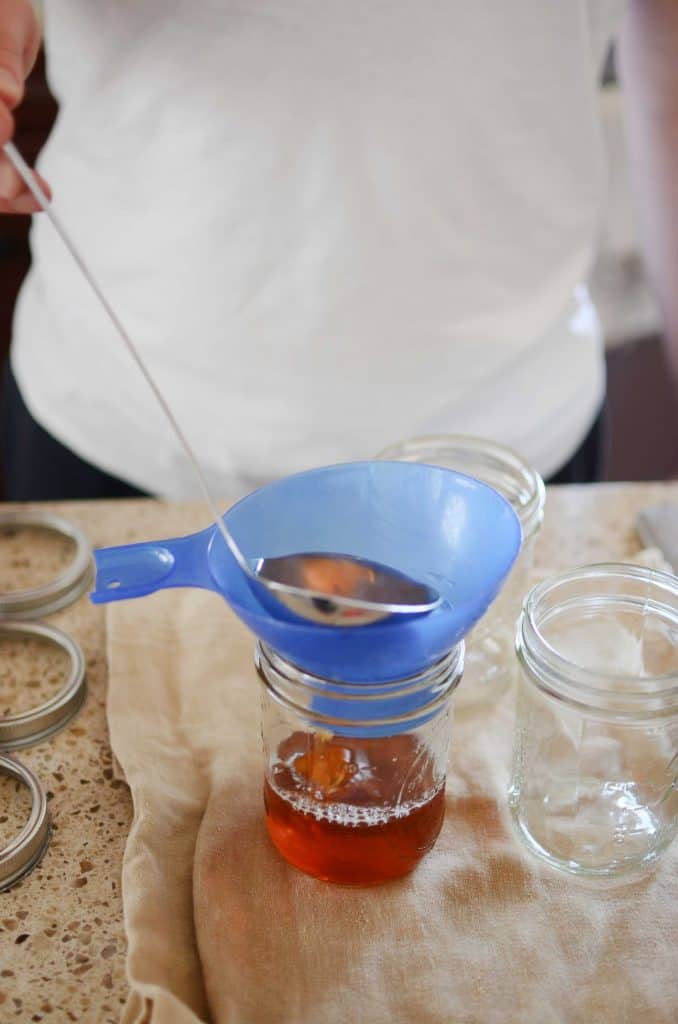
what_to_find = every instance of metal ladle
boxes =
[3,143,441,626]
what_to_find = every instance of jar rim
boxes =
[519,563,678,713]
[376,433,545,538]
[255,640,464,734]
[257,639,464,690]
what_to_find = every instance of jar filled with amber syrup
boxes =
[256,641,463,884]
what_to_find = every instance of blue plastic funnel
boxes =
[91,461,521,682]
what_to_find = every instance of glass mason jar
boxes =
[377,435,545,710]
[509,564,678,879]
[255,640,464,884]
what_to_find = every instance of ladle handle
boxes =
[1,141,249,575]
[91,531,216,604]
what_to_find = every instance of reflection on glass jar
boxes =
[377,435,545,711]
[509,564,678,879]
[256,641,463,884]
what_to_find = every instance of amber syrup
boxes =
[264,731,445,884]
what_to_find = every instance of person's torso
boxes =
[13,0,617,494]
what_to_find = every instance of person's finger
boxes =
[0,0,41,109]
[0,169,52,213]
[2,192,42,214]
[0,153,24,200]
[22,5,41,78]
[0,67,22,111]
[0,194,38,214]
[0,101,14,146]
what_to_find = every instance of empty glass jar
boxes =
[509,564,678,878]
[256,640,464,884]
[377,435,545,710]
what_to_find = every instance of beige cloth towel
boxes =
[107,589,678,1024]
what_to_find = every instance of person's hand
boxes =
[0,0,51,212]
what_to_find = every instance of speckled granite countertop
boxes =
[1,484,676,1023]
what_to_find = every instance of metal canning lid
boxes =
[0,510,93,619]
[0,754,51,892]
[0,621,87,750]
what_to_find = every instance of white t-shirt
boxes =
[12,1,622,497]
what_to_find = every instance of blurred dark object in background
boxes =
[605,336,678,481]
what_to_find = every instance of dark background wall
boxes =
[0,55,676,496]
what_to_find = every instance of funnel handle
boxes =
[90,529,215,604]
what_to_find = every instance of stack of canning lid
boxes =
[0,511,92,891]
